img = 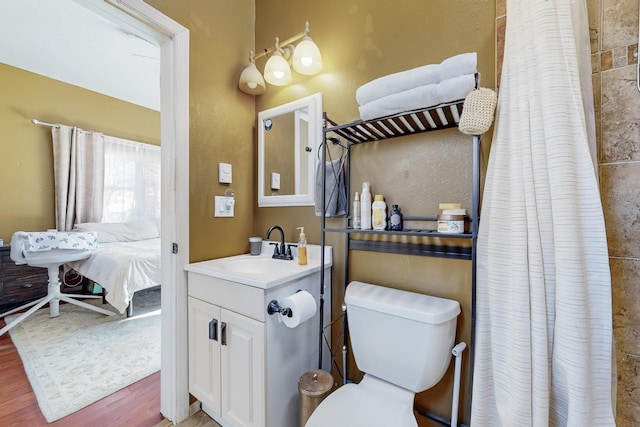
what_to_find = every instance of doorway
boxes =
[99,1,191,422]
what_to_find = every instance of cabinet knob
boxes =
[21,283,33,289]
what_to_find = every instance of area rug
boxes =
[6,288,161,422]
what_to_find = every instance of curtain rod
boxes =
[31,119,94,134]
[31,119,60,128]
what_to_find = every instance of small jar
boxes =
[437,214,465,234]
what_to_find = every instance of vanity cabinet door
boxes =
[188,296,222,414]
[221,308,266,427]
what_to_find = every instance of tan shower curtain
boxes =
[52,125,105,231]
[471,0,615,426]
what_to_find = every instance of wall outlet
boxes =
[214,196,235,217]
[218,162,232,184]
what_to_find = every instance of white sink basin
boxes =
[217,257,291,275]
[184,243,332,289]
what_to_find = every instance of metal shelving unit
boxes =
[319,97,481,427]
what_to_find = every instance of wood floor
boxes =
[0,316,165,427]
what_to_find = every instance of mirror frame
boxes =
[258,93,322,207]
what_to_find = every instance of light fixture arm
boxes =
[253,21,311,61]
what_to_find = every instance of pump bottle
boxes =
[353,192,361,229]
[297,227,307,265]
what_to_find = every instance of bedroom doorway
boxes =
[75,0,190,423]
[0,0,189,421]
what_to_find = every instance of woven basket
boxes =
[458,88,497,135]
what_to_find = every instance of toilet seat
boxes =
[305,383,417,427]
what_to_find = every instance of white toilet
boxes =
[305,281,460,427]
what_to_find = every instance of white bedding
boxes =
[66,220,161,314]
[67,238,161,314]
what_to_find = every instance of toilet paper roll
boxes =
[280,290,317,328]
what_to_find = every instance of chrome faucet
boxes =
[265,225,293,260]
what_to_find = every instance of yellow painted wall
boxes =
[146,0,257,262]
[2,2,494,423]
[107,1,493,424]
[0,62,159,242]
[252,1,495,425]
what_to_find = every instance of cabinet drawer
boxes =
[0,250,49,307]
[188,273,265,322]
[1,278,48,304]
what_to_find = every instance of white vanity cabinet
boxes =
[188,294,265,427]
[186,245,332,427]
[188,296,222,414]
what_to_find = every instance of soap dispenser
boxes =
[297,227,307,265]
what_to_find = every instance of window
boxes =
[101,136,160,223]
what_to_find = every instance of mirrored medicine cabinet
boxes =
[258,93,322,207]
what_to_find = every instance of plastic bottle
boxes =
[360,183,372,230]
[389,204,403,231]
[353,192,361,229]
[297,227,307,265]
[372,195,387,230]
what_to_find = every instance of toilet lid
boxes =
[305,383,417,427]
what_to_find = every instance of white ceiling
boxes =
[0,0,161,111]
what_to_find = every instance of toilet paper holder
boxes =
[267,300,292,317]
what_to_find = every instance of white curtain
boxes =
[101,135,161,223]
[471,1,615,426]
[52,126,104,231]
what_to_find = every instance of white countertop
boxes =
[184,243,332,289]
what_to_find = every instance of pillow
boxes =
[74,219,160,243]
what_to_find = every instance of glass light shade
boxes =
[264,51,292,86]
[238,62,266,95]
[292,36,322,75]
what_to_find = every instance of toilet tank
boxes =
[345,281,460,393]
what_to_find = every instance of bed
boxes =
[66,219,161,315]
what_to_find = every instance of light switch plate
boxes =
[214,196,235,217]
[271,172,280,190]
[218,162,232,184]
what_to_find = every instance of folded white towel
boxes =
[356,52,477,106]
[358,73,477,121]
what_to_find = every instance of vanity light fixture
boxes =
[238,21,322,95]
[238,51,267,95]
[292,23,323,75]
[264,38,293,86]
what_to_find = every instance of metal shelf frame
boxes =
[319,98,481,427]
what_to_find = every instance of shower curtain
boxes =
[470,1,616,426]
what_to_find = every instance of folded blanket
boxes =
[358,73,477,121]
[315,158,347,217]
[356,52,477,105]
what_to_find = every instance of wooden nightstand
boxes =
[0,245,49,312]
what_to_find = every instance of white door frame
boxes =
[104,1,190,423]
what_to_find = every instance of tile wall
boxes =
[496,0,639,425]
[594,0,640,425]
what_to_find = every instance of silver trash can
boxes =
[298,369,334,427]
